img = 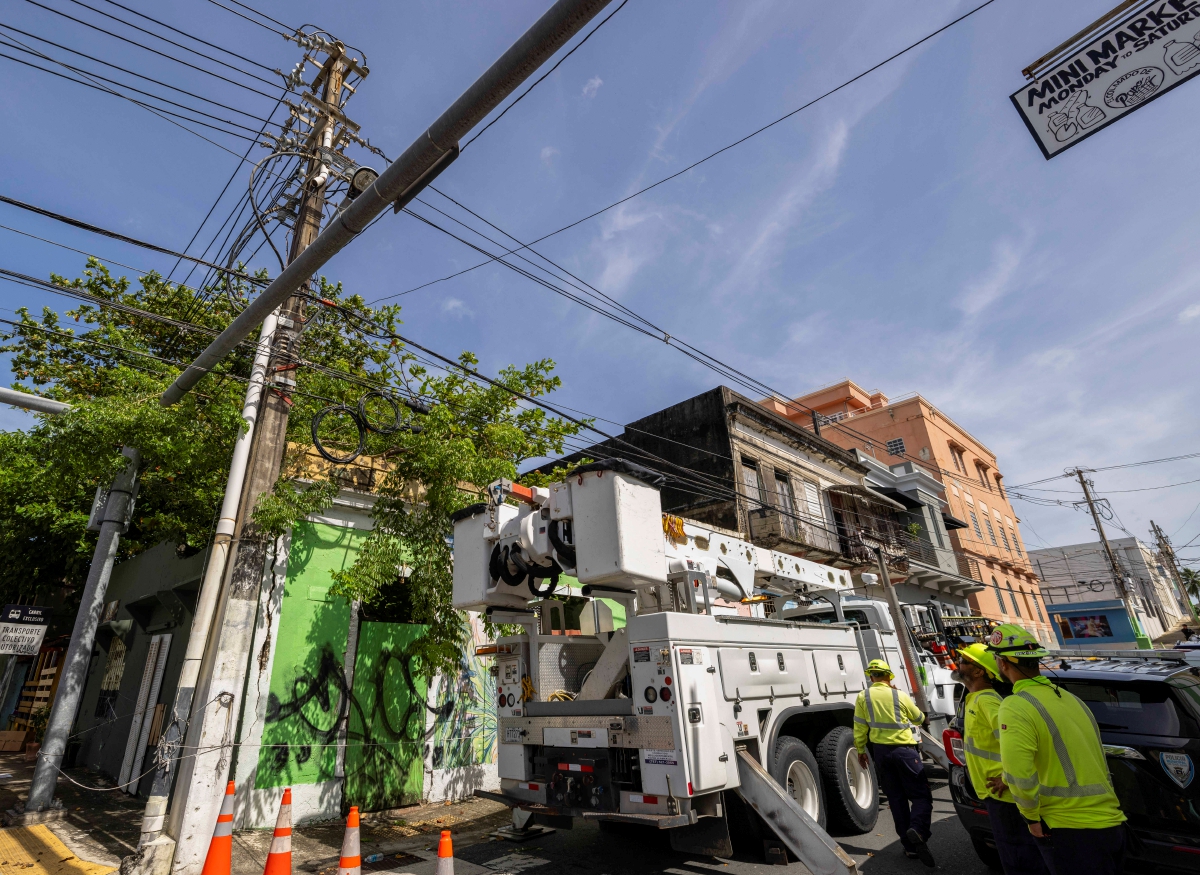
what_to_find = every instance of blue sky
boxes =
[2,0,1199,563]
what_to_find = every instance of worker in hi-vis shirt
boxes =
[854,659,935,867]
[956,642,1050,875]
[987,624,1126,875]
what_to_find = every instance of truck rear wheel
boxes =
[770,736,826,829]
[816,726,879,835]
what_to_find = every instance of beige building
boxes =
[765,380,1056,647]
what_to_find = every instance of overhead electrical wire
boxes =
[461,0,630,151]
[0,22,282,126]
[203,0,293,38]
[20,0,282,98]
[0,44,259,144]
[0,31,257,160]
[93,0,282,75]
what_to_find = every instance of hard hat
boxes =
[985,623,1050,660]
[865,659,893,678]
[957,642,1001,679]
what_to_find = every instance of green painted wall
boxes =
[255,521,362,789]
[345,621,427,809]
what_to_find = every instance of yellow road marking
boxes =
[0,826,114,875]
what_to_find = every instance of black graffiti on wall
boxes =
[259,637,451,785]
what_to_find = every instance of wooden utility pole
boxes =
[1073,469,1144,644]
[1151,519,1198,622]
[161,48,349,875]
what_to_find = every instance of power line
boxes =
[1008,452,1200,489]
[0,194,270,285]
[60,0,281,86]
[0,22,281,126]
[94,0,282,75]
[21,0,281,99]
[0,38,272,137]
[470,0,999,248]
[461,0,629,150]
[0,31,257,160]
[203,0,293,37]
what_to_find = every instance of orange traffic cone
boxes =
[336,806,361,875]
[436,830,454,875]
[200,781,236,875]
[263,788,292,875]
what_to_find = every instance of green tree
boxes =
[1181,567,1200,607]
[1,260,584,668]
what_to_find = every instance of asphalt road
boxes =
[449,772,993,875]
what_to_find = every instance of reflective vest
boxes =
[854,681,924,749]
[997,677,1126,829]
[963,688,1009,802]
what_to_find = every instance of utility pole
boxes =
[871,547,931,715]
[1151,519,1198,622]
[160,47,349,875]
[1073,469,1147,647]
[27,447,140,813]
[152,4,616,873]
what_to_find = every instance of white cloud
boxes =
[581,76,603,98]
[957,240,1024,316]
[441,298,473,318]
[1179,302,1200,322]
[540,145,559,166]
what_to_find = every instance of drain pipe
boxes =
[134,310,280,854]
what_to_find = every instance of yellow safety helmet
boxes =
[865,659,894,678]
[957,642,1001,680]
[985,623,1050,661]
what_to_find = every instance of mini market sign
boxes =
[1012,1,1200,158]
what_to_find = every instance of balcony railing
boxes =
[746,506,841,560]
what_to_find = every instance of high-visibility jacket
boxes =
[997,677,1126,829]
[854,681,924,750]
[963,688,1009,802]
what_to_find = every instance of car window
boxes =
[1055,678,1200,737]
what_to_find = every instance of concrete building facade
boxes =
[773,379,1057,647]
[1029,537,1190,641]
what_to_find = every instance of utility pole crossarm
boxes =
[160,0,614,407]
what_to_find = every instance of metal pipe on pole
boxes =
[159,0,615,407]
[27,446,140,812]
[872,547,932,715]
[132,311,279,857]
[0,386,70,415]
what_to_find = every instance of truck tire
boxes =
[816,726,879,835]
[770,735,826,830]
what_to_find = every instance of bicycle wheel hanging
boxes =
[311,404,366,463]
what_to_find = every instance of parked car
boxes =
[945,653,1200,873]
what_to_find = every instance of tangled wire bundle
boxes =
[311,389,430,463]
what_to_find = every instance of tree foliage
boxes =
[1,260,586,672]
[0,259,400,607]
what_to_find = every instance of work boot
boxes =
[906,828,935,868]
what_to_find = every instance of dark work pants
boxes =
[1043,824,1125,875]
[984,798,1053,875]
[870,743,933,849]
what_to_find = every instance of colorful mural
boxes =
[428,615,496,770]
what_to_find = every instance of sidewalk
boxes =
[0,754,511,875]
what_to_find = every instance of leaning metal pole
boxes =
[160,0,615,408]
[133,310,279,852]
[27,447,140,811]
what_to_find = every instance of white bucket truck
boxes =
[452,460,953,873]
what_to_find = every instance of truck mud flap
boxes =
[733,749,859,875]
[668,803,733,857]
